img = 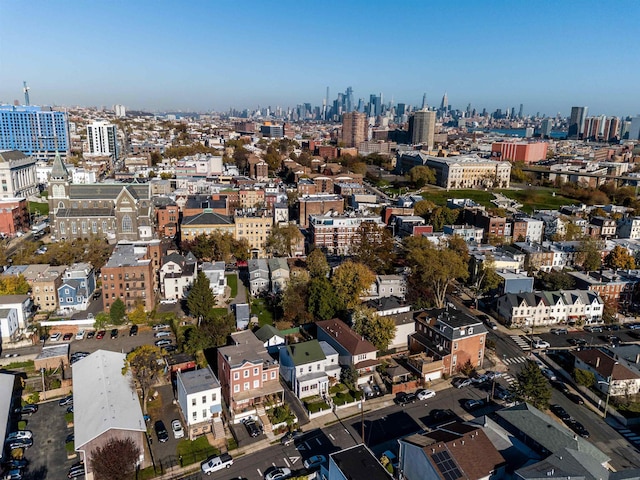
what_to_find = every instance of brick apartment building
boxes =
[0,198,29,236]
[156,202,179,238]
[463,208,507,241]
[491,142,549,164]
[298,194,344,228]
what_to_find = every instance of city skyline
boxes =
[1,0,639,117]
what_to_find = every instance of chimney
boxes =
[635,353,640,364]
[596,357,600,368]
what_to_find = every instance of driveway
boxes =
[148,384,183,471]
[20,399,73,480]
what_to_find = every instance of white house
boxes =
[364,275,407,300]
[0,295,32,331]
[201,261,226,297]
[248,259,269,296]
[618,216,640,240]
[254,324,286,353]
[0,308,19,342]
[279,340,341,398]
[160,253,197,300]
[573,349,640,397]
[176,366,223,440]
[496,290,604,328]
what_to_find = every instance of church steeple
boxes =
[50,151,69,181]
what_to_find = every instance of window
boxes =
[233,385,239,393]
[233,372,239,380]
[271,371,276,379]
[478,350,482,359]
[262,373,267,381]
[243,382,249,391]
[211,393,216,402]
[192,411,197,421]
[202,409,207,419]
[192,398,196,406]
[253,380,259,388]
[244,369,249,378]
[202,396,206,404]
[122,215,133,233]
[253,367,258,375]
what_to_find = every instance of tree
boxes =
[265,224,303,257]
[187,271,216,321]
[340,365,358,388]
[351,222,395,274]
[459,359,476,377]
[307,277,338,321]
[511,360,552,410]
[447,236,469,264]
[573,368,596,388]
[150,151,162,165]
[128,303,147,325]
[408,166,436,188]
[426,206,459,231]
[352,306,397,352]
[182,310,235,353]
[471,254,501,308]
[564,222,584,241]
[93,312,109,330]
[90,437,140,480]
[281,277,313,325]
[606,246,636,270]
[576,238,602,272]
[405,236,469,308]
[413,200,435,218]
[331,261,376,311]
[307,249,329,278]
[0,275,30,295]
[109,299,126,325]
[123,345,163,414]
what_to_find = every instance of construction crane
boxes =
[23,81,30,106]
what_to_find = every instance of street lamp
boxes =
[598,375,612,419]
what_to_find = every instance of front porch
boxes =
[229,380,284,424]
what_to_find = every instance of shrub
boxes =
[26,392,40,404]
[573,368,596,388]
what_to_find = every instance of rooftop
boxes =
[330,444,391,480]
[178,366,220,395]
[316,318,377,356]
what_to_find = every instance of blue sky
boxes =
[1,0,638,116]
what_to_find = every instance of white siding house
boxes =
[176,366,223,440]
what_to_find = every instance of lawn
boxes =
[251,297,274,326]
[226,273,238,298]
[29,201,49,216]
[177,436,219,466]
[421,186,577,214]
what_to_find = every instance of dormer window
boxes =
[468,327,473,334]
[460,328,466,336]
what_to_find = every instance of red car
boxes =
[96,330,106,339]
[62,333,73,341]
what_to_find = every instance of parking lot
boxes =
[18,399,75,480]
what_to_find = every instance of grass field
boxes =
[226,273,238,298]
[421,187,576,214]
[251,297,274,326]
[29,201,49,216]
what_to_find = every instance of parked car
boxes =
[472,374,489,385]
[303,455,326,470]
[395,392,417,405]
[62,333,73,341]
[59,395,73,407]
[280,430,304,446]
[86,331,95,339]
[3,469,23,480]
[584,325,603,333]
[201,453,233,475]
[493,385,514,402]
[162,344,178,353]
[155,420,169,443]
[452,377,473,389]
[152,324,170,331]
[565,392,585,405]
[15,404,38,416]
[110,328,118,339]
[3,458,28,470]
[242,418,262,437]
[50,332,61,342]
[171,419,184,439]
[66,433,74,444]
[6,431,33,441]
[430,409,455,422]
[488,321,498,330]
[604,324,621,331]
[464,399,485,410]
[264,467,291,480]
[95,330,106,339]
[549,404,571,421]
[551,380,570,394]
[533,339,550,349]
[550,328,568,335]
[75,330,85,340]
[68,462,85,479]
[155,339,172,347]
[66,405,74,414]
[5,437,33,449]
[160,298,177,305]
[541,369,557,381]
[129,325,138,336]
[485,371,503,381]
[417,389,436,400]
[154,331,171,338]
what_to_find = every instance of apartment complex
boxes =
[86,120,119,159]
[408,109,436,149]
[309,214,385,255]
[491,142,548,164]
[341,111,367,148]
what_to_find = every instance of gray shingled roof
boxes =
[0,150,28,162]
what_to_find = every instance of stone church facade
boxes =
[48,154,153,242]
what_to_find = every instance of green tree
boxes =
[123,345,163,414]
[281,277,313,325]
[426,206,460,231]
[413,200,435,218]
[606,245,636,270]
[471,254,501,307]
[352,306,396,352]
[93,312,109,330]
[447,235,470,264]
[351,222,395,274]
[150,151,162,165]
[90,437,141,480]
[405,236,469,308]
[511,360,552,410]
[109,298,126,325]
[331,261,376,311]
[537,270,576,290]
[408,166,436,188]
[182,310,235,353]
[265,224,304,257]
[186,271,216,321]
[573,368,596,388]
[307,249,329,278]
[340,364,358,388]
[576,238,602,272]
[308,277,338,320]
[128,303,147,325]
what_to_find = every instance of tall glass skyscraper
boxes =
[0,105,69,160]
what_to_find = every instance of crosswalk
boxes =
[617,428,640,449]
[502,355,530,366]
[502,373,517,386]
[510,335,531,351]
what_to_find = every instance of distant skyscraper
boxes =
[604,117,620,142]
[568,106,588,139]
[87,120,119,159]
[518,104,523,119]
[369,94,381,117]
[341,111,367,148]
[408,109,436,149]
[540,118,553,138]
[397,103,406,116]
[629,116,640,141]
[0,105,69,160]
[422,93,427,110]
[345,87,354,113]
[113,104,126,118]
[440,92,448,111]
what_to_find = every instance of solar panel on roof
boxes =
[431,450,462,480]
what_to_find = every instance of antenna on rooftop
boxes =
[23,81,30,106]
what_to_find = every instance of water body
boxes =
[472,128,567,139]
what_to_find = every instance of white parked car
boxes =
[201,453,233,475]
[50,332,61,342]
[264,467,291,480]
[154,331,171,338]
[160,298,177,305]
[75,330,85,340]
[171,419,184,439]
[417,389,436,400]
[533,339,550,349]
